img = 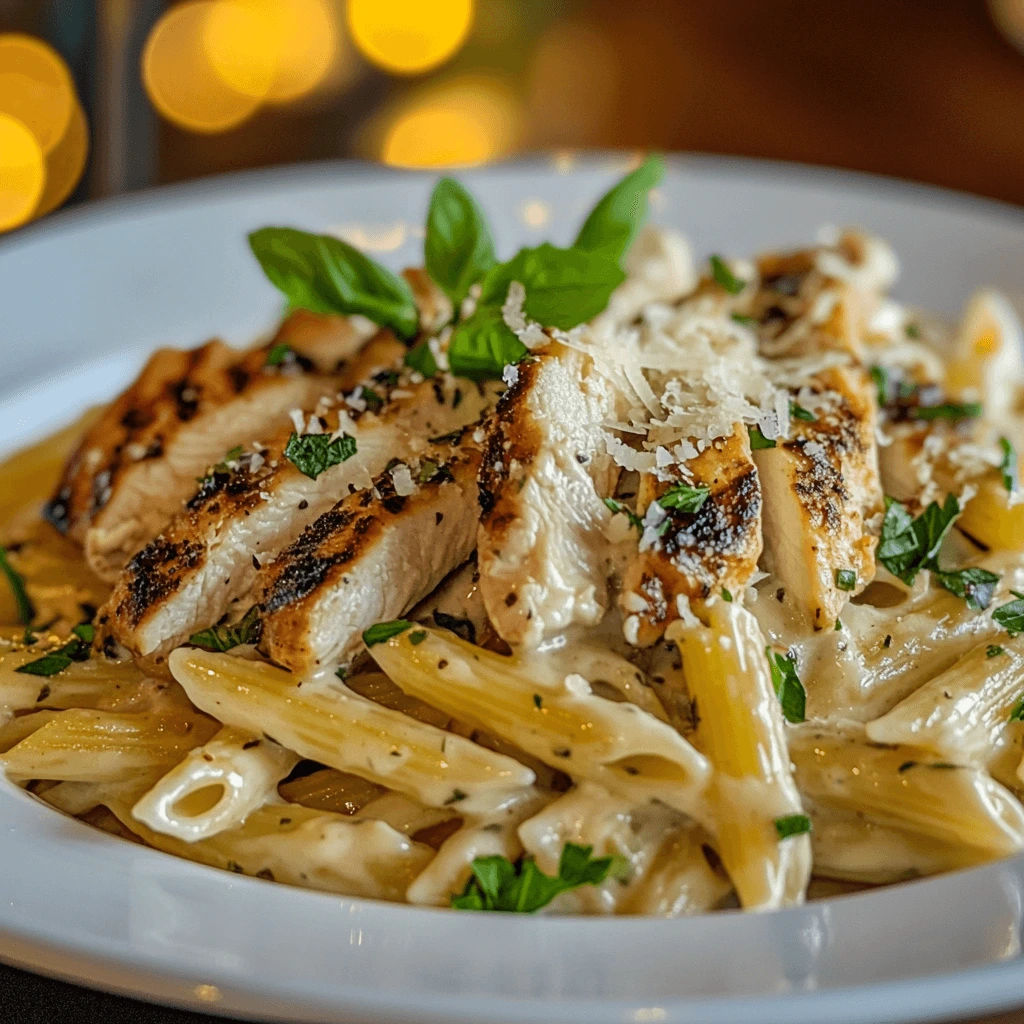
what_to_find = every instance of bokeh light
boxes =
[0,113,46,232]
[142,0,342,134]
[35,101,89,217]
[0,34,76,154]
[348,0,474,75]
[376,75,520,168]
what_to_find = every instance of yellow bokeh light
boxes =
[0,113,46,232]
[260,0,338,104]
[348,0,474,75]
[143,1,263,133]
[379,77,519,168]
[203,0,279,99]
[35,99,89,217]
[0,33,76,154]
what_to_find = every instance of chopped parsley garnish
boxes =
[417,459,453,484]
[709,254,745,295]
[876,494,998,608]
[362,619,413,647]
[766,648,806,723]
[0,546,34,626]
[16,621,95,677]
[603,497,643,530]
[790,402,815,422]
[265,343,293,367]
[359,386,384,411]
[1011,695,1024,723]
[834,618,843,631]
[835,568,857,592]
[189,606,261,652]
[909,402,984,422]
[335,666,348,680]
[870,365,890,407]
[721,588,733,602]
[730,312,757,328]
[999,437,1019,494]
[748,426,776,450]
[409,629,428,645]
[451,843,620,913]
[774,814,812,840]
[404,340,439,378]
[283,432,357,480]
[993,591,1024,636]
[657,483,710,514]
[987,645,1006,658]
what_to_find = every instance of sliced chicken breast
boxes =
[754,366,883,629]
[477,344,618,648]
[259,436,481,673]
[46,335,349,582]
[101,374,492,658]
[619,424,762,646]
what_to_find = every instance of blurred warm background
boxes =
[6,0,1024,233]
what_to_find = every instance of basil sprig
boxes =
[425,177,497,308]
[573,154,665,263]
[249,227,418,341]
[766,648,806,723]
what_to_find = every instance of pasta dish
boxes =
[4,156,1024,915]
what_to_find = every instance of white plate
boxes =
[3,155,1024,1024]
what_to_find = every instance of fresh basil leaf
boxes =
[189,606,261,652]
[451,843,617,913]
[909,402,983,422]
[284,432,357,480]
[721,588,733,602]
[1000,437,1019,494]
[248,227,418,340]
[835,569,857,592]
[748,426,776,450]
[363,619,413,647]
[933,566,1000,610]
[657,483,710,513]
[0,546,34,626]
[790,402,816,422]
[480,243,626,330]
[774,814,812,840]
[709,254,745,295]
[603,497,643,531]
[425,177,497,307]
[994,595,1024,637]
[404,340,439,378]
[573,154,664,263]
[447,306,528,382]
[766,648,805,723]
[877,495,960,585]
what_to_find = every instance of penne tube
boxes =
[1,708,218,783]
[790,723,1024,857]
[168,648,535,813]
[278,767,386,816]
[370,626,710,818]
[131,727,300,842]
[0,709,61,752]
[866,637,1024,762]
[959,475,1024,552]
[671,603,811,910]
[107,798,435,901]
[353,791,456,838]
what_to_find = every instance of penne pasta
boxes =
[168,648,535,813]
[369,626,710,818]
[131,727,300,842]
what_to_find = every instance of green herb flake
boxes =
[425,177,497,307]
[748,426,776,450]
[363,619,414,647]
[451,843,617,913]
[248,227,418,340]
[869,365,890,407]
[790,402,816,422]
[709,254,745,295]
[409,630,428,645]
[834,618,843,631]
[993,593,1024,637]
[657,483,710,514]
[904,322,921,339]
[189,606,261,652]
[774,814,812,840]
[1011,696,1024,722]
[0,546,34,626]
[283,432,357,480]
[335,666,348,680]
[16,621,95,678]
[1000,437,1019,494]
[603,497,643,531]
[766,647,806,723]
[360,386,384,411]
[730,312,758,328]
[877,494,963,587]
[987,645,1006,658]
[265,343,293,367]
[404,340,439,378]
[909,402,984,422]
[721,588,733,603]
[932,566,1000,611]
[835,569,857,592]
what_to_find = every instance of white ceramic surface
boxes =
[3,155,1024,1024]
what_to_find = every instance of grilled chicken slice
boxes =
[618,425,762,646]
[477,344,618,648]
[259,436,481,673]
[270,308,378,372]
[101,374,492,658]
[754,366,883,629]
[46,335,349,582]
